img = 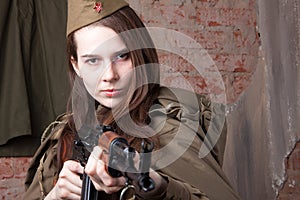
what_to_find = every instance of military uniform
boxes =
[24,0,240,199]
[24,87,240,200]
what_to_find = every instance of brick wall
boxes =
[0,157,31,199]
[1,0,298,199]
[131,0,259,103]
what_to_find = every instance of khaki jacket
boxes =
[24,87,240,200]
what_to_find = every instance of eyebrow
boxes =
[81,54,99,58]
[111,48,130,58]
[80,48,129,59]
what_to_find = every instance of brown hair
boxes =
[61,6,160,161]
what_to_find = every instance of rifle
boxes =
[74,125,155,200]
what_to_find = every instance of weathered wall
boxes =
[223,0,300,199]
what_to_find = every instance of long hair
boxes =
[60,6,160,166]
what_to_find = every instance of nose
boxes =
[101,61,119,82]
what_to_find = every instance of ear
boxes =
[71,56,81,77]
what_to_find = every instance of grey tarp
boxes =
[0,0,69,156]
[223,0,300,199]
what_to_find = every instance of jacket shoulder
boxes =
[24,114,70,199]
[155,87,227,166]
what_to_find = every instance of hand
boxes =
[85,146,168,197]
[45,160,84,200]
[85,146,127,194]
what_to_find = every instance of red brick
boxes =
[193,8,257,27]
[195,0,219,7]
[161,73,208,94]
[232,26,259,53]
[279,171,300,194]
[221,73,253,103]
[295,142,300,150]
[278,193,300,200]
[190,29,229,52]
[212,53,257,73]
[161,72,229,98]
[279,142,300,198]
[3,186,25,200]
[185,75,209,92]
[232,73,252,96]
[287,145,300,170]
[13,158,31,178]
[0,177,24,189]
[159,5,186,25]
[0,157,32,200]
[0,159,14,179]
[159,52,194,73]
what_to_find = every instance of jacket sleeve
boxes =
[150,87,240,200]
[24,139,59,200]
[159,173,210,200]
[24,117,67,200]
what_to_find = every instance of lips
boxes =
[101,89,121,97]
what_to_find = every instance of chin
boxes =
[100,100,122,109]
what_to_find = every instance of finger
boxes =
[88,154,126,187]
[59,161,84,191]
[85,149,102,175]
[53,184,82,200]
[62,160,84,182]
[63,173,83,194]
[92,146,104,159]
[98,169,126,187]
[64,160,84,174]
[102,185,124,194]
[55,175,82,199]
[85,154,126,188]
[85,154,109,185]
[89,174,125,194]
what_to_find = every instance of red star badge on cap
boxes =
[93,2,102,13]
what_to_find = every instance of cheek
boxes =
[83,78,98,98]
[80,67,102,96]
[119,60,134,79]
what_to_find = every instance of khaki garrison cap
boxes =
[67,0,129,36]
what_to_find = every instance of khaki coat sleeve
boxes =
[24,143,59,200]
[23,118,67,200]
[149,87,241,200]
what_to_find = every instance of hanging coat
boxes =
[0,0,69,156]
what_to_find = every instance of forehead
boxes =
[74,26,127,55]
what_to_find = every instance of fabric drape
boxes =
[0,0,69,156]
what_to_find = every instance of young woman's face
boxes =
[71,26,133,108]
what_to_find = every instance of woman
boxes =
[24,0,240,199]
